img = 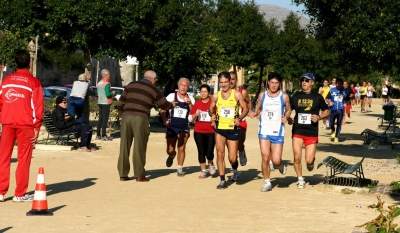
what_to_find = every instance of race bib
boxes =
[262,109,278,121]
[298,113,311,124]
[220,107,234,118]
[198,111,211,122]
[334,95,343,102]
[172,107,188,119]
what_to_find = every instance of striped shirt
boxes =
[117,79,173,119]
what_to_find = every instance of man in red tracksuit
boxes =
[0,50,44,202]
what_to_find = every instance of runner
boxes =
[288,73,330,188]
[341,81,354,125]
[189,84,216,179]
[162,78,195,177]
[360,82,368,113]
[365,81,375,112]
[355,83,361,107]
[329,77,337,89]
[248,72,291,192]
[350,83,357,107]
[229,72,252,166]
[382,84,389,104]
[325,78,352,142]
[318,79,330,130]
[209,71,248,189]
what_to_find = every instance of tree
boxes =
[293,0,400,75]
[0,31,28,70]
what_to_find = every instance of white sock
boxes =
[298,176,304,181]
[264,179,271,184]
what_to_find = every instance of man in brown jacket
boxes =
[117,70,175,182]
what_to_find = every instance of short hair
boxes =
[218,71,231,81]
[323,79,329,82]
[100,69,109,77]
[144,70,157,79]
[229,71,237,78]
[336,78,344,84]
[267,72,282,83]
[178,77,189,86]
[15,50,30,69]
[200,84,210,93]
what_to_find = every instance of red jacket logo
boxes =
[5,88,25,101]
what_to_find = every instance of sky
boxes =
[255,0,305,13]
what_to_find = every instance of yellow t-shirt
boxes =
[216,90,239,130]
[321,86,330,99]
[360,86,368,96]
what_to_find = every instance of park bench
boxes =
[360,120,393,144]
[317,156,365,187]
[43,113,80,146]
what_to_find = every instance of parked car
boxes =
[112,87,125,100]
[45,86,71,99]
[42,88,53,100]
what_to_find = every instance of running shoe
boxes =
[166,151,176,167]
[230,170,239,182]
[95,135,101,140]
[198,170,207,179]
[216,180,227,189]
[331,131,336,138]
[306,163,314,171]
[269,160,275,171]
[278,163,287,175]
[334,137,339,143]
[0,194,4,202]
[297,178,306,189]
[177,166,185,177]
[101,136,113,141]
[239,150,247,166]
[260,183,272,192]
[208,164,216,176]
[13,194,33,202]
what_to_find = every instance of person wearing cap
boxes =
[325,78,352,142]
[287,73,330,189]
[68,73,91,123]
[52,96,95,152]
[0,50,44,202]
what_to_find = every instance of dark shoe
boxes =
[101,136,113,141]
[166,151,176,167]
[216,180,227,189]
[95,135,101,140]
[120,176,132,181]
[136,176,150,182]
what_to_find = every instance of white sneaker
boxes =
[208,164,216,176]
[269,160,275,171]
[278,163,287,175]
[260,183,272,192]
[13,194,33,202]
[297,178,306,189]
[0,194,4,202]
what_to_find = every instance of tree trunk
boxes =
[137,58,143,80]
[253,64,265,107]
[83,50,92,125]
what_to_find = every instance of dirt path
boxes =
[0,98,399,233]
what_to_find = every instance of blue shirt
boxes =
[327,87,349,110]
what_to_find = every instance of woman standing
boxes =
[189,84,216,178]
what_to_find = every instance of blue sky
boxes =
[255,0,305,12]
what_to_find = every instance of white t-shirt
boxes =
[382,87,388,96]
[166,93,195,105]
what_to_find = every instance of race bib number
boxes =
[334,95,343,102]
[172,107,188,119]
[298,113,311,124]
[262,109,278,121]
[199,111,211,122]
[220,107,234,118]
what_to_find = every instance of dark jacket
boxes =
[51,106,78,134]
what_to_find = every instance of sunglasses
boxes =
[301,78,311,83]
[62,101,67,104]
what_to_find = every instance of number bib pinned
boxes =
[220,107,234,118]
[172,107,188,119]
[262,109,278,121]
[298,113,311,124]
[198,111,211,122]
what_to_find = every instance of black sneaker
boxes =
[166,151,176,167]
[217,180,227,189]
[102,136,113,141]
[307,163,314,171]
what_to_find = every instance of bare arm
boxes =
[209,93,218,117]
[235,91,248,126]
[248,92,263,119]
[242,89,253,112]
[282,93,291,124]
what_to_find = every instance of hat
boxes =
[78,73,86,81]
[56,96,67,105]
[300,73,315,81]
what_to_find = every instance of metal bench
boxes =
[43,113,79,146]
[317,156,365,187]
[361,120,393,144]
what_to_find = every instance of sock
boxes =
[298,176,304,181]
[220,175,225,181]
[264,179,271,184]
[231,161,239,170]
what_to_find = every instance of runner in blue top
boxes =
[325,78,352,143]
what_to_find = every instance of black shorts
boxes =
[215,128,240,141]
[166,127,189,138]
[360,95,366,100]
[382,95,388,99]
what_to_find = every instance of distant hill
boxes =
[258,4,310,28]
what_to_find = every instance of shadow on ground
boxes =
[0,227,12,232]
[41,178,97,196]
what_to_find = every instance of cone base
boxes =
[26,210,53,216]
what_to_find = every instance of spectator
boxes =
[96,69,115,141]
[0,50,44,202]
[52,96,95,152]
[68,73,90,123]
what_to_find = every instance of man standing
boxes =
[162,78,195,177]
[0,50,44,202]
[249,72,291,192]
[209,71,248,189]
[229,72,252,166]
[326,78,351,142]
[288,73,330,189]
[117,70,175,181]
[96,69,115,140]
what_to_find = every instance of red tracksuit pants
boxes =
[0,126,34,196]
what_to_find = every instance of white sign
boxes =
[126,56,139,65]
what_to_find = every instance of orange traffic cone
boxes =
[26,167,53,216]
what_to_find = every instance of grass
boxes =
[391,181,400,193]
[341,188,355,194]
